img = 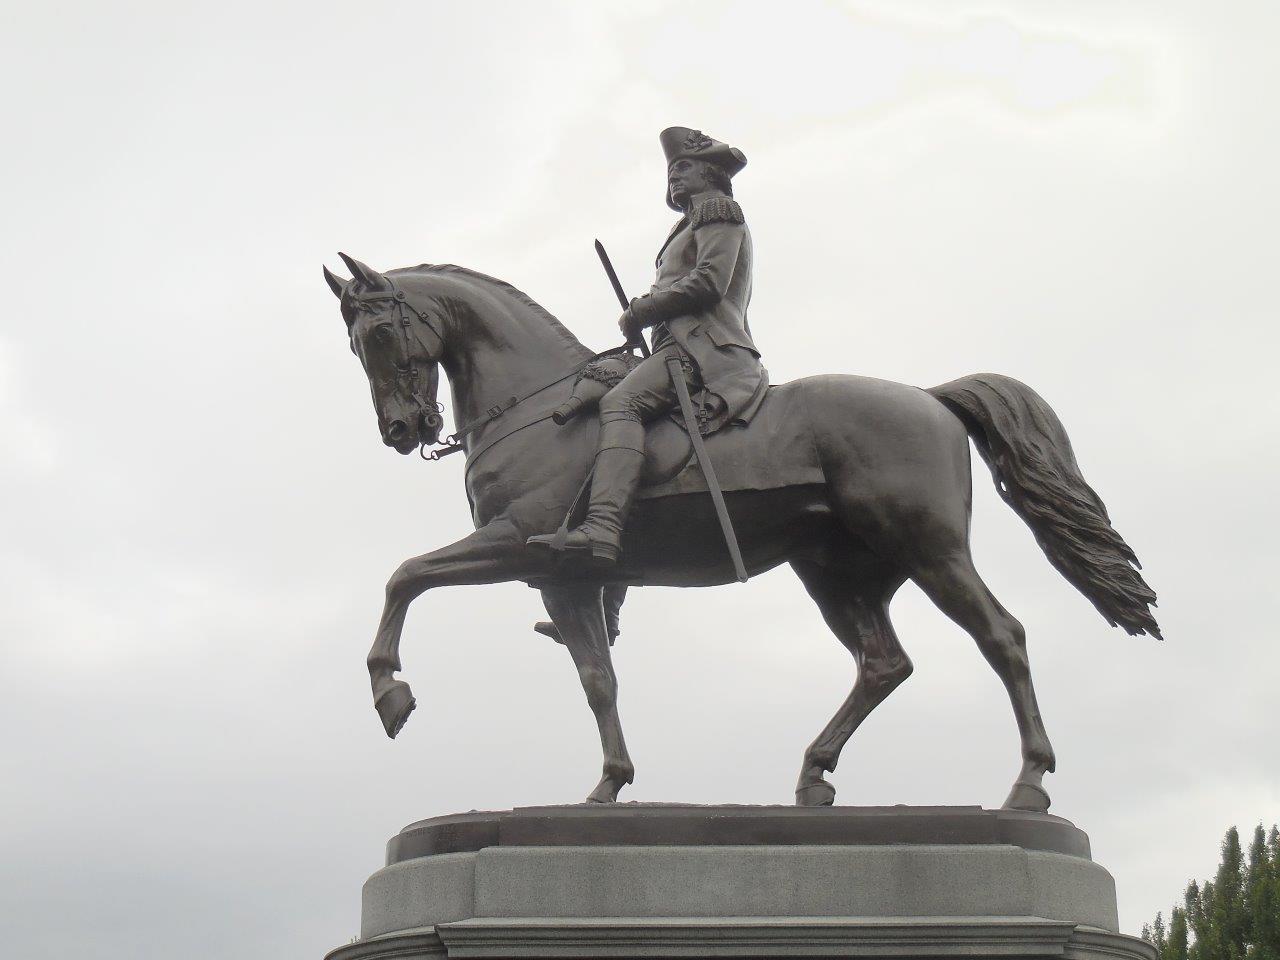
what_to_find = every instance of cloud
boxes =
[1,2,1277,956]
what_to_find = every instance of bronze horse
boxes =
[323,253,1160,812]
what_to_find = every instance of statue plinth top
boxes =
[385,803,1091,866]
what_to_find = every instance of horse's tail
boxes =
[928,373,1161,639]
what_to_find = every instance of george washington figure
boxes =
[527,126,768,565]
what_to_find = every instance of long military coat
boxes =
[630,194,769,435]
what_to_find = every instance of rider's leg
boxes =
[527,344,689,562]
[569,411,646,561]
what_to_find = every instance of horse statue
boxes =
[322,252,1160,812]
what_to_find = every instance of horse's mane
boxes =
[394,263,594,361]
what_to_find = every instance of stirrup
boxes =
[526,529,619,563]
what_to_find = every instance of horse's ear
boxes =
[339,252,384,288]
[323,265,346,298]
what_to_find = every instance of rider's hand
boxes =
[618,308,641,343]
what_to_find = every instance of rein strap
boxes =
[350,276,638,465]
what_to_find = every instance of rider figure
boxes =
[527,127,768,564]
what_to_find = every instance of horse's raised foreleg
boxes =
[910,551,1057,812]
[792,560,912,806]
[368,521,531,738]
[541,582,634,803]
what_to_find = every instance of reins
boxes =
[431,341,642,463]
[349,276,634,464]
[423,363,584,461]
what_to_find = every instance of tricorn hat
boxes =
[660,126,746,210]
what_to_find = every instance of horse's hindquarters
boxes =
[802,374,973,562]
[619,375,974,587]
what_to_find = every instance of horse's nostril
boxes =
[386,420,408,442]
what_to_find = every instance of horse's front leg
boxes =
[368,521,530,738]
[541,582,634,802]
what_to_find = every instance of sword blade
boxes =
[665,355,749,583]
[595,239,628,309]
[595,239,650,357]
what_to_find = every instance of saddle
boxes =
[553,351,823,500]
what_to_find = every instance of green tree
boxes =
[1213,827,1247,959]
[1146,825,1280,960]
[1244,825,1280,960]
[1169,906,1191,960]
[1188,879,1214,960]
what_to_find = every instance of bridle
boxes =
[346,277,449,458]
[348,277,629,463]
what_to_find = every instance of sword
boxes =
[665,355,749,583]
[595,239,650,357]
[592,243,746,581]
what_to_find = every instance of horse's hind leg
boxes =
[910,550,1057,812]
[792,559,912,807]
[534,583,628,646]
[541,582,634,803]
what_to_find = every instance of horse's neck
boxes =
[434,278,589,429]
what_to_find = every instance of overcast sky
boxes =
[2,1,1277,957]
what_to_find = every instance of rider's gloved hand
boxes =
[618,306,642,343]
[621,294,664,341]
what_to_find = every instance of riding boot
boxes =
[527,414,646,563]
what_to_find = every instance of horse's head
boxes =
[324,253,446,455]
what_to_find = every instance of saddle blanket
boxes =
[638,380,825,500]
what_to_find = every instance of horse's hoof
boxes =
[1002,779,1051,813]
[585,780,620,803]
[795,779,837,807]
[374,680,416,739]
[585,767,632,803]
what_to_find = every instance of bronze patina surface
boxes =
[323,127,1160,814]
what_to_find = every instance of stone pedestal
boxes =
[325,805,1154,959]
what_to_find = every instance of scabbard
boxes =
[665,356,749,583]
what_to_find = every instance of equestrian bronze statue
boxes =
[322,127,1160,813]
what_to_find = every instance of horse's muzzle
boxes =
[384,419,409,444]
[383,419,417,455]
[421,411,443,443]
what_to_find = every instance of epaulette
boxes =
[690,196,744,229]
